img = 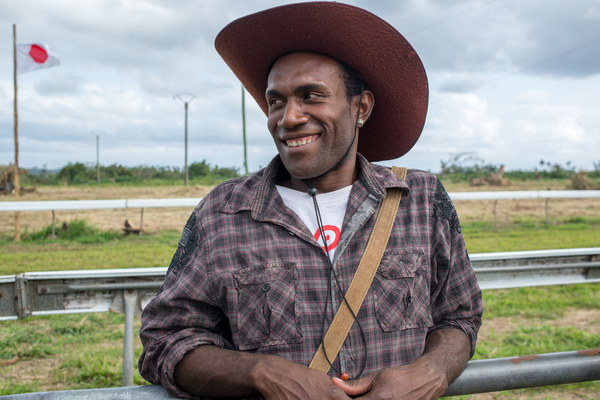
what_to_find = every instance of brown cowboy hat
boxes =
[215,2,428,162]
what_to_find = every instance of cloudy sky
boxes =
[1,0,599,174]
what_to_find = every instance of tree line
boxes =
[438,152,600,182]
[5,153,600,188]
[16,160,240,186]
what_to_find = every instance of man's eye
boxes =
[269,98,282,106]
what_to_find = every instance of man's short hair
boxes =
[338,59,370,101]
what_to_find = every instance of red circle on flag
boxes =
[314,225,341,252]
[29,44,49,64]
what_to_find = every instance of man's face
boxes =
[266,52,359,181]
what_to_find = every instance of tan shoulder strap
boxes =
[309,167,407,373]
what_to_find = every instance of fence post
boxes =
[493,199,498,228]
[123,289,137,386]
[545,198,550,224]
[139,208,144,238]
[51,210,56,239]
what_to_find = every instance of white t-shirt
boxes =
[276,185,352,262]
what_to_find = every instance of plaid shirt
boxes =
[139,154,483,399]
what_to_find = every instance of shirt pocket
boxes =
[232,262,303,350]
[372,250,433,332]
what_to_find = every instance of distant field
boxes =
[1,178,599,238]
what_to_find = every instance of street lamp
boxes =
[90,131,104,186]
[174,92,197,186]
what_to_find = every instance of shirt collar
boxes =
[223,153,411,220]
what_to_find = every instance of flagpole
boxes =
[13,24,21,241]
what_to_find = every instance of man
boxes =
[139,3,483,399]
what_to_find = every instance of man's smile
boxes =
[284,134,320,148]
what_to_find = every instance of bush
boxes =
[189,161,210,178]
[22,219,122,243]
[57,163,94,184]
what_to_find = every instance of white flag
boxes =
[16,43,60,75]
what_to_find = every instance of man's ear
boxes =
[358,90,375,124]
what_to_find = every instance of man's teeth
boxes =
[286,137,316,147]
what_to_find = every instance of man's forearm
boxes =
[174,345,352,399]
[422,328,471,385]
[174,345,265,397]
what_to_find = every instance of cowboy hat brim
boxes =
[215,2,428,162]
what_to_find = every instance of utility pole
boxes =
[174,93,197,186]
[91,131,104,186]
[13,24,21,241]
[241,85,249,176]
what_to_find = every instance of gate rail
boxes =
[1,349,598,398]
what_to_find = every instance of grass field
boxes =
[1,182,599,398]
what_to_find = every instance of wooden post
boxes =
[493,199,498,228]
[51,210,56,239]
[13,24,21,241]
[242,85,249,176]
[139,208,144,238]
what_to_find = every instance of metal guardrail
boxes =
[1,190,600,212]
[0,198,203,212]
[1,248,599,388]
[3,248,599,322]
[470,247,600,289]
[1,349,598,399]
[450,189,600,200]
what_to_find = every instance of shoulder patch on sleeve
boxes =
[434,179,461,232]
[168,214,199,275]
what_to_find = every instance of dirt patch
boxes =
[478,316,518,343]
[550,308,600,334]
[0,185,213,236]
[453,197,600,225]
[1,357,64,392]
[480,309,600,341]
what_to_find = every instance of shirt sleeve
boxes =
[428,178,483,358]
[138,211,233,399]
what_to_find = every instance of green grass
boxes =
[461,217,600,253]
[1,217,599,397]
[0,313,145,395]
[482,284,600,319]
[19,218,123,243]
[1,216,598,276]
[0,228,180,275]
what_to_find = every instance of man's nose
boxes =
[277,100,309,128]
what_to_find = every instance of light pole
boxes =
[91,131,104,186]
[174,92,197,186]
[241,85,249,176]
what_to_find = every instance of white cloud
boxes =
[1,0,599,173]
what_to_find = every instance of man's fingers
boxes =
[331,376,373,397]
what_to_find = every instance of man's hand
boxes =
[331,357,447,400]
[331,328,470,400]
[256,356,352,400]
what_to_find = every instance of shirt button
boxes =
[289,231,295,236]
[261,283,271,292]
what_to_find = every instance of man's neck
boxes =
[278,160,358,194]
